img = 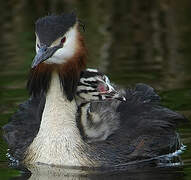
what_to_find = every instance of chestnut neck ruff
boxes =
[27,33,87,101]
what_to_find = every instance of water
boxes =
[0,0,191,179]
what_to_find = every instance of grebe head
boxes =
[33,13,80,67]
[27,13,87,100]
[77,69,126,102]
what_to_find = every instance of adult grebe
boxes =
[3,13,187,167]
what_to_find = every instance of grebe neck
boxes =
[24,72,95,166]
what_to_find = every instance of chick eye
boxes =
[61,37,66,44]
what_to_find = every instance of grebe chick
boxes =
[76,69,125,142]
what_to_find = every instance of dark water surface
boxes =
[0,0,191,179]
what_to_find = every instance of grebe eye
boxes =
[61,37,66,44]
[37,44,40,48]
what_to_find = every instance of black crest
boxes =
[35,13,77,46]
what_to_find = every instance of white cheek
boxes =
[50,46,75,63]
[45,27,77,64]
[36,45,39,53]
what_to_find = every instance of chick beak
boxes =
[108,90,126,101]
[101,83,126,102]
[108,83,126,101]
[31,44,62,68]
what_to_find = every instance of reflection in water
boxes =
[14,159,185,180]
[0,0,191,180]
[7,146,186,180]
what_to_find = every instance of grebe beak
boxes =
[31,44,62,68]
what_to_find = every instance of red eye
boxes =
[97,83,108,93]
[61,37,66,43]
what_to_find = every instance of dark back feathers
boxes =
[2,94,45,161]
[88,83,186,164]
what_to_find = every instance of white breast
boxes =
[24,72,95,167]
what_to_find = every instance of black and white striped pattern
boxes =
[76,69,124,142]
[77,68,122,102]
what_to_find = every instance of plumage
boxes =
[2,70,122,165]
[2,94,45,161]
[76,75,186,147]
[3,77,186,165]
[77,101,120,142]
[76,70,122,142]
[87,84,185,164]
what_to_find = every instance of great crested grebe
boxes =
[3,13,187,167]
